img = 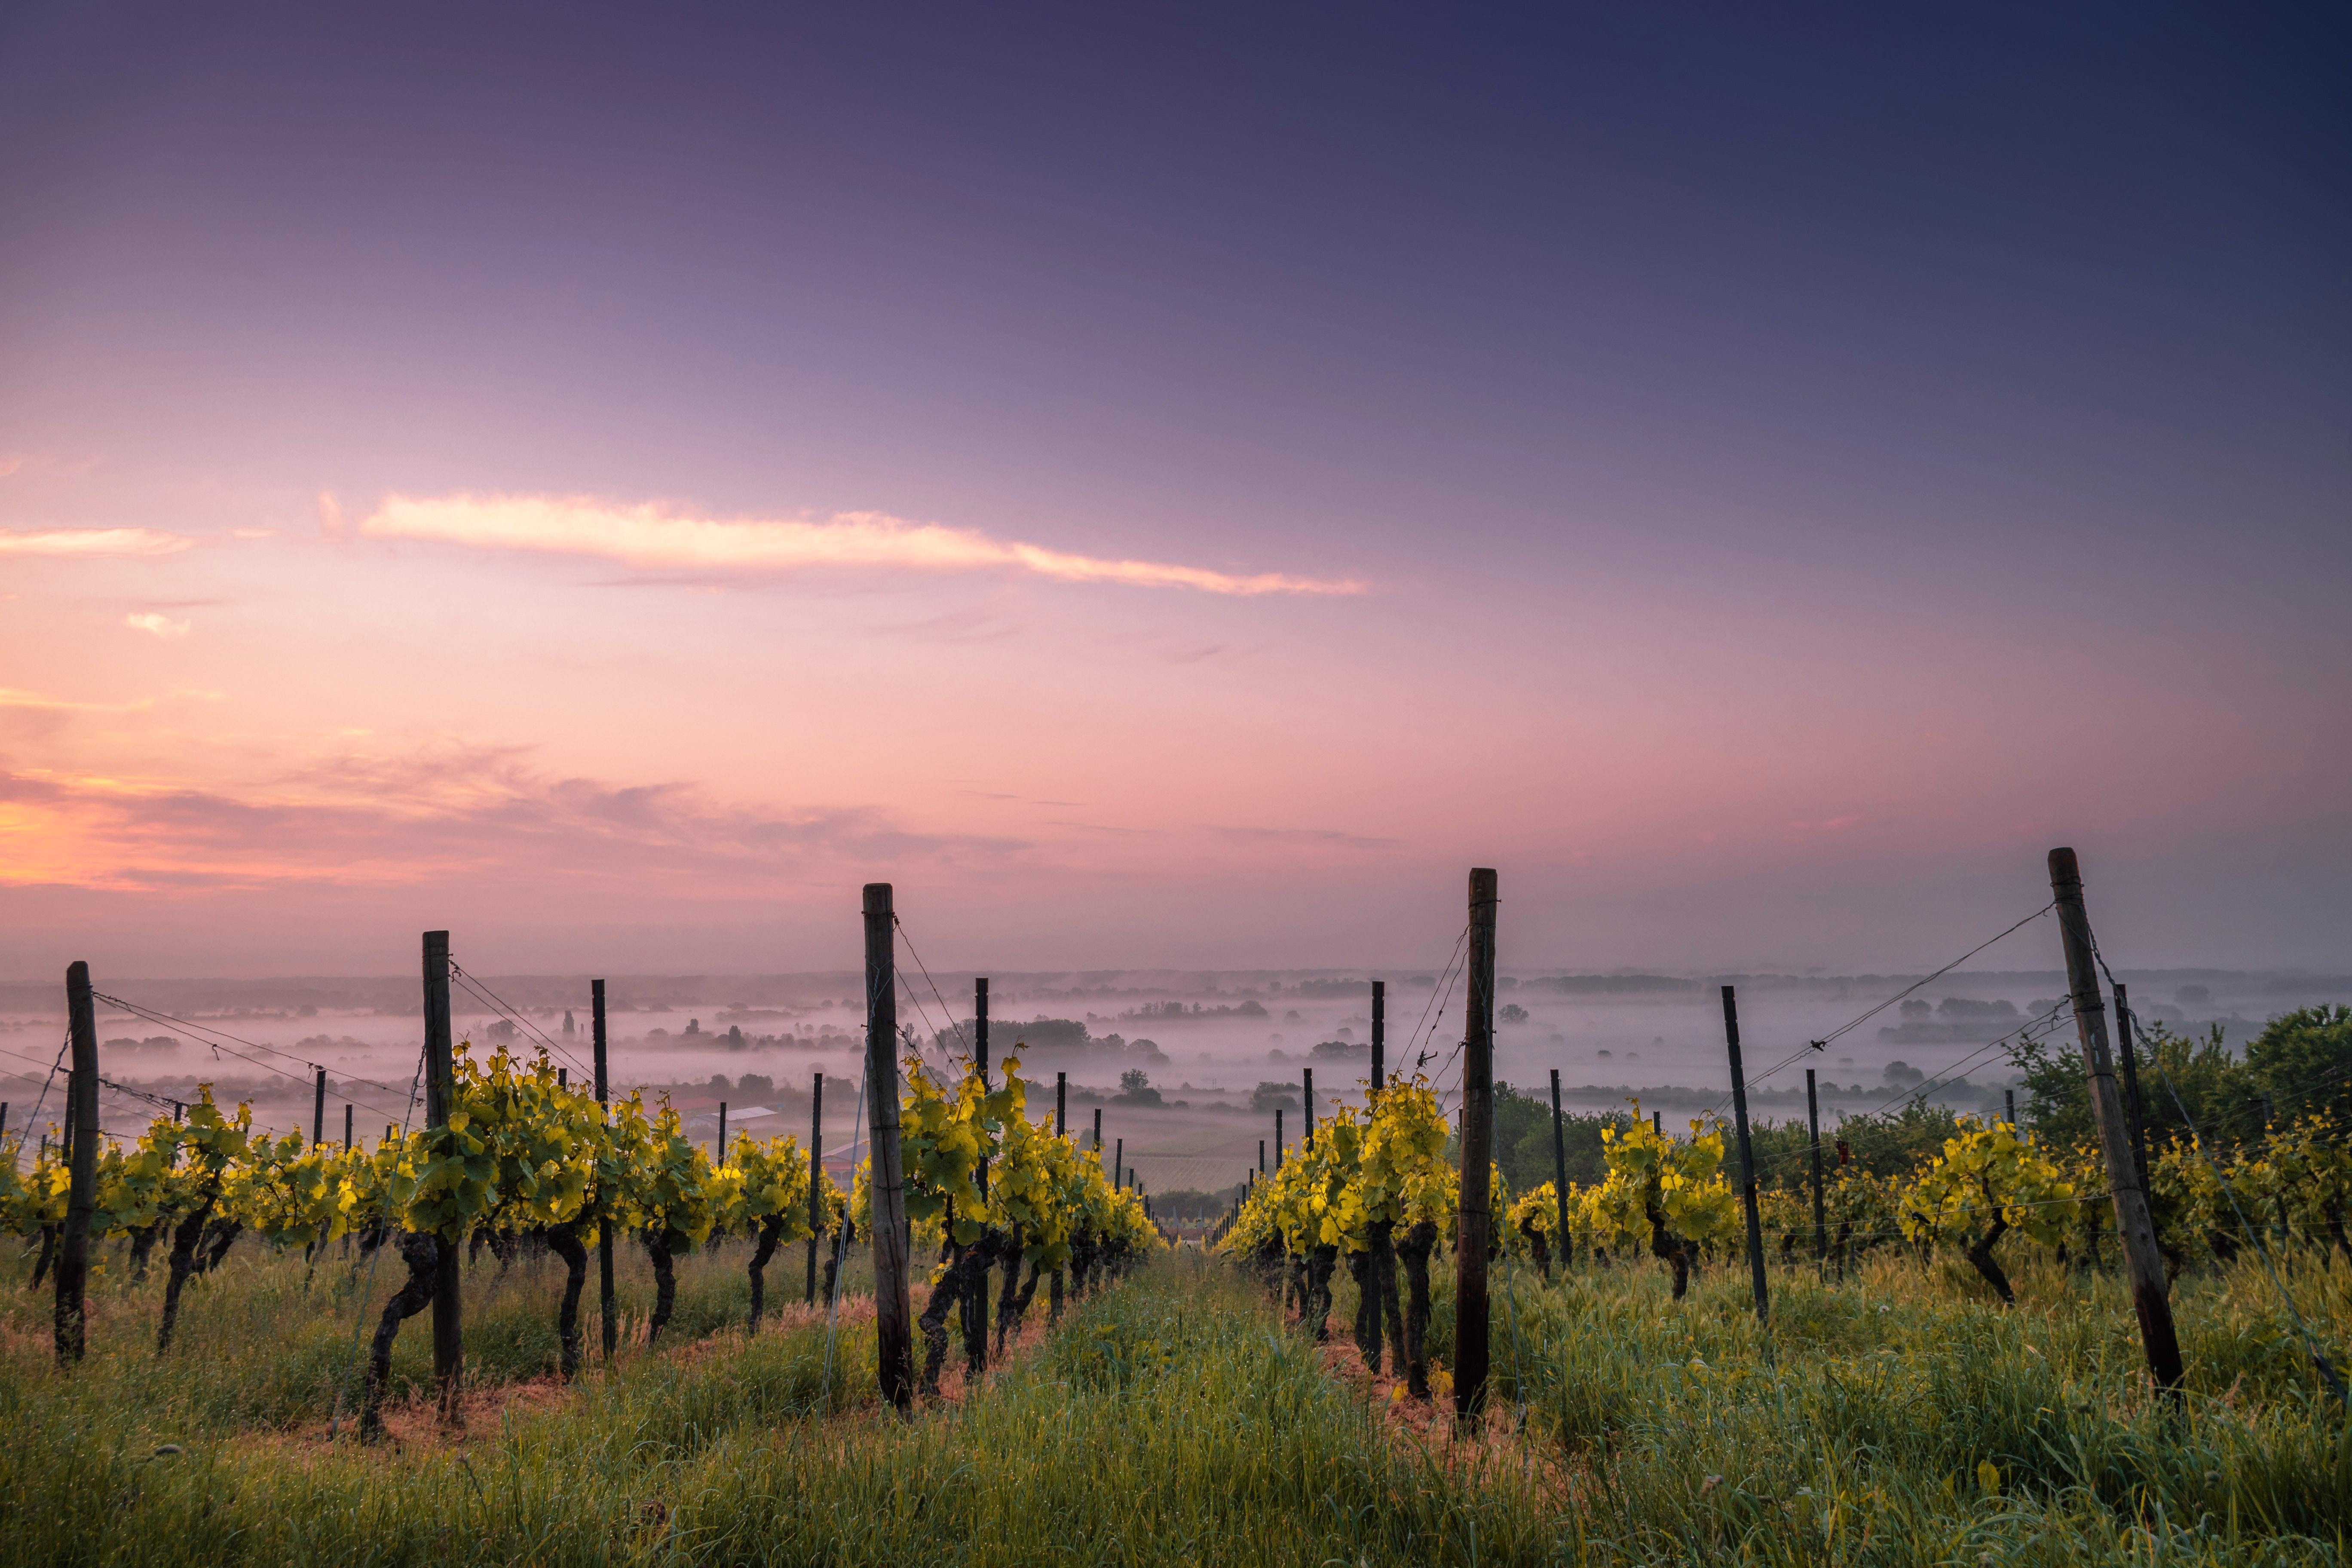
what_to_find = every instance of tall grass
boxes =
[1371,1240,2352,1563]
[2,1228,2346,1564]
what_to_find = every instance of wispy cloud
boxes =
[1206,824,1402,851]
[126,612,192,638]
[0,688,159,714]
[0,528,193,558]
[0,746,1029,894]
[358,493,1366,597]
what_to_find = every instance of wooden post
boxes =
[1455,866,1498,1422]
[1549,1069,1571,1258]
[1807,1069,1827,1271]
[717,1102,728,1159]
[1259,1139,1265,1174]
[422,932,462,1414]
[1371,980,1385,1093]
[1114,1137,1123,1190]
[313,1067,327,1149]
[1722,986,1768,1324]
[1652,1111,1662,1136]
[974,978,990,1194]
[1093,1106,1102,1154]
[807,1071,823,1305]
[863,884,914,1412]
[2049,848,2184,1393]
[1303,1067,1314,1144]
[2005,1088,2016,1127]
[974,979,990,1082]
[2112,981,2151,1189]
[56,961,98,1364]
[1054,1072,1066,1138]
[1274,1109,1283,1170]
[594,979,616,1362]
[345,1102,354,1151]
[971,977,990,1363]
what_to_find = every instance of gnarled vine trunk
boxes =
[919,1235,1000,1396]
[1305,1243,1338,1342]
[1005,1259,1045,1344]
[28,1225,57,1289]
[129,1222,164,1282]
[643,1228,681,1346]
[1372,1220,1406,1375]
[156,1198,218,1354]
[746,1215,784,1331]
[1963,1203,2015,1305]
[545,1223,589,1376]
[992,1224,1024,1357]
[1346,1248,1379,1369]
[361,1231,440,1439]
[1646,1204,1691,1300]
[196,1218,240,1274]
[962,1229,995,1378]
[1398,1219,1436,1400]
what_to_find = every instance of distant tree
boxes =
[1498,1004,1529,1026]
[2247,1005,2352,1127]
[1250,1082,1300,1114]
[1114,1068,1163,1107]
[1008,1017,1090,1052]
[735,1074,775,1098]
[2011,1021,2255,1151]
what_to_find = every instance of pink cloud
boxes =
[0,528,193,558]
[358,493,1366,596]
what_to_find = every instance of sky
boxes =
[1,3,2346,980]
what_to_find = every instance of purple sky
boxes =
[1,4,2346,978]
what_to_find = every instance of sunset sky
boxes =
[2,5,2346,978]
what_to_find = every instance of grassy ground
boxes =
[1,1228,2346,1564]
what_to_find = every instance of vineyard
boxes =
[2,1038,1160,1433]
[2,863,2348,1566]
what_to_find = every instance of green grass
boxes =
[1,1228,2346,1564]
[1378,1240,2352,1563]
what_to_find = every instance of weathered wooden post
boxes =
[970,979,990,1371]
[1093,1107,1102,1156]
[1807,1069,1827,1272]
[1114,1136,1123,1190]
[717,1102,728,1160]
[1054,1071,1067,1136]
[1549,1069,1571,1262]
[313,1067,327,1150]
[594,979,616,1362]
[1259,1139,1266,1174]
[423,931,462,1416]
[1722,986,1769,1324]
[1303,1067,1314,1144]
[1371,980,1385,1092]
[863,883,914,1411]
[1455,866,1498,1422]
[1274,1109,1283,1170]
[56,961,98,1364]
[806,1070,823,1305]
[2049,847,2184,1394]
[2005,1088,2016,1127]
[2112,981,2151,1189]
[345,1102,354,1151]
